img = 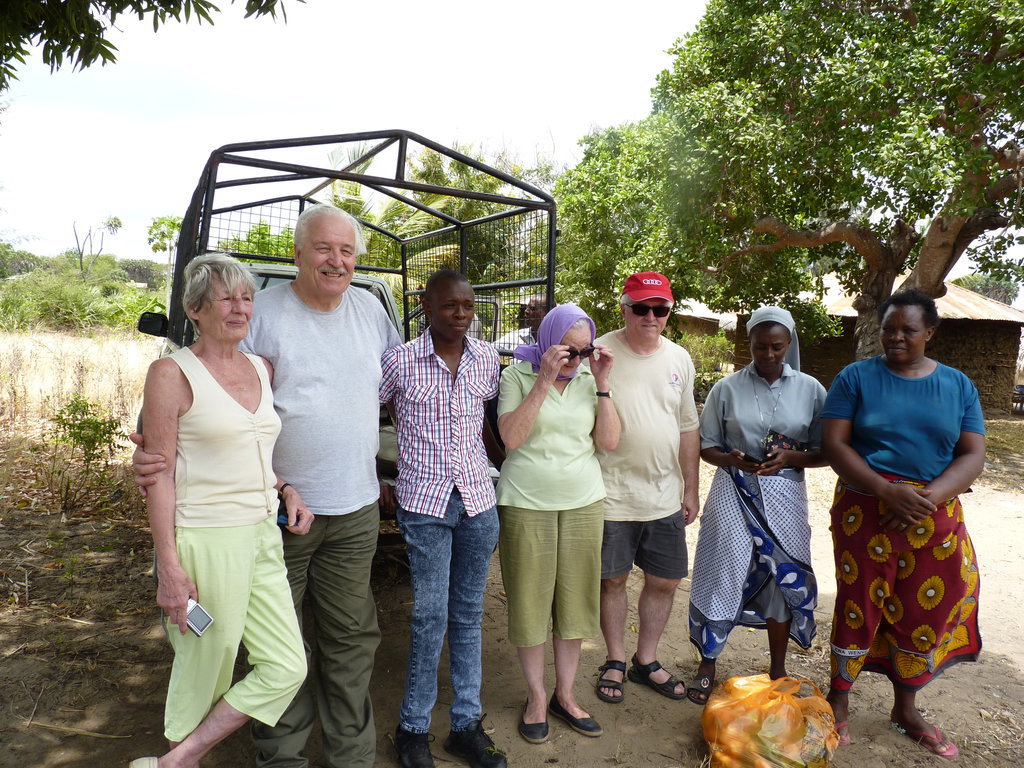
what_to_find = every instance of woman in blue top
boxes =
[821,289,985,760]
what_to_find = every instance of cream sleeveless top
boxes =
[169,347,281,527]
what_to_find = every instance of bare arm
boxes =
[700,445,763,472]
[589,343,620,451]
[140,359,195,635]
[261,355,316,534]
[130,431,167,491]
[377,401,398,516]
[678,429,700,524]
[277,479,314,535]
[482,405,506,469]
[756,446,829,474]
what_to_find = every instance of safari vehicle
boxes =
[138,129,556,351]
[137,130,558,543]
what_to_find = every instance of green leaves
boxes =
[0,0,301,92]
[556,0,1024,338]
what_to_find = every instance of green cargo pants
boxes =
[251,501,380,768]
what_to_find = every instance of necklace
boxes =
[752,374,784,446]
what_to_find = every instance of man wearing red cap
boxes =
[592,271,700,704]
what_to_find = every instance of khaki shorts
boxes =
[497,500,604,647]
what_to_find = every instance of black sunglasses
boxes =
[628,303,672,317]
[565,346,596,360]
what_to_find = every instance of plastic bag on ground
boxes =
[701,674,840,768]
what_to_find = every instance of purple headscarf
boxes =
[513,303,596,379]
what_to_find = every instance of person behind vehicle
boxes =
[496,303,620,743]
[687,306,828,705]
[129,254,310,768]
[380,269,507,768]
[494,294,547,356]
[592,272,699,706]
[821,289,985,759]
[134,205,401,768]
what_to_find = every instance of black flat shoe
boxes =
[517,712,549,744]
[548,694,602,737]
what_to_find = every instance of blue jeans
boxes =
[396,490,499,733]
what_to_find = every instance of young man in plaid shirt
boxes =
[379,270,508,768]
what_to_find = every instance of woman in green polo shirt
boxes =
[496,303,620,744]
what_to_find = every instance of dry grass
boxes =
[985,417,1024,455]
[981,417,1024,493]
[0,331,157,429]
[0,330,155,558]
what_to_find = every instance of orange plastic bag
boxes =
[701,674,840,768]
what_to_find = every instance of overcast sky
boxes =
[0,0,706,258]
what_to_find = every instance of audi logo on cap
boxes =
[642,278,663,285]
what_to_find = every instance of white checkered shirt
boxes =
[379,332,500,517]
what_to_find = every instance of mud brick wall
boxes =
[734,317,1022,414]
[928,320,1021,415]
[668,315,720,337]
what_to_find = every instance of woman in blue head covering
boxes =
[686,306,828,705]
[496,303,620,743]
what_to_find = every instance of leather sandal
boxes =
[626,655,686,700]
[595,659,626,703]
[685,673,714,706]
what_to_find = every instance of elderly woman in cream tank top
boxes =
[129,254,312,768]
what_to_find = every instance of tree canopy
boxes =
[0,0,299,93]
[556,0,1024,351]
[951,271,1019,304]
[0,240,41,278]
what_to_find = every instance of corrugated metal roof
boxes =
[825,281,1024,324]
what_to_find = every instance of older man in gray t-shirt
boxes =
[243,283,399,515]
[245,271,399,768]
[245,207,399,768]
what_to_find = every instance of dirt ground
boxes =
[2,421,1023,768]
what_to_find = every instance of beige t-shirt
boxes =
[594,329,699,522]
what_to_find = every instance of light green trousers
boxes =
[165,516,306,742]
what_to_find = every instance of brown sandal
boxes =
[626,655,686,700]
[685,673,714,706]
[596,660,626,703]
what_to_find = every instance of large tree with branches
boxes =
[556,0,1024,353]
[0,0,298,93]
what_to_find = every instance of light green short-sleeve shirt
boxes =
[496,361,606,511]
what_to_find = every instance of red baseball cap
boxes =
[622,272,673,302]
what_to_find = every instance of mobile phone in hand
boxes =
[186,598,214,637]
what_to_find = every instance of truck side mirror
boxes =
[138,311,168,337]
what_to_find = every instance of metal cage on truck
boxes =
[160,129,557,348]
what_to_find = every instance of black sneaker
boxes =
[395,726,435,768]
[443,716,508,768]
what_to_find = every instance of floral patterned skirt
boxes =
[829,477,981,691]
